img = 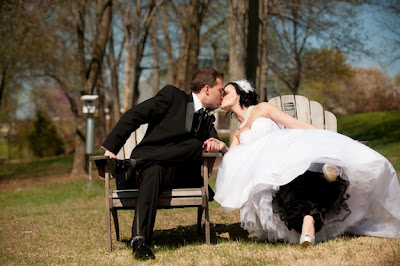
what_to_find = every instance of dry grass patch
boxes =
[1,176,400,265]
[3,189,399,265]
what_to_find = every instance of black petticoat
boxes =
[272,170,351,233]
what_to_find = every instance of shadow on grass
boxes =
[118,224,361,251]
[118,223,252,250]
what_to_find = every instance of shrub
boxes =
[27,111,64,158]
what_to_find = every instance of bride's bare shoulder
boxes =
[256,102,274,109]
[253,102,273,117]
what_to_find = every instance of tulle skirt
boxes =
[215,129,400,243]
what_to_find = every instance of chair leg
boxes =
[106,207,112,251]
[197,206,204,235]
[111,209,120,241]
[205,202,210,244]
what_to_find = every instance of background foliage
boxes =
[0,0,399,172]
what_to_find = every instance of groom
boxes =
[102,68,224,260]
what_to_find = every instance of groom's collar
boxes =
[191,92,204,112]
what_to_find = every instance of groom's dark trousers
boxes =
[102,85,218,244]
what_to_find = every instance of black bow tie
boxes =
[192,108,208,135]
[194,109,205,123]
[197,108,212,116]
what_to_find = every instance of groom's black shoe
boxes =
[131,238,155,260]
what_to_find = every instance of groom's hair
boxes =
[226,81,259,107]
[190,68,224,93]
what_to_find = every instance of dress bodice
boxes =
[240,117,280,144]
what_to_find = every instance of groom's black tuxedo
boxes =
[103,85,218,161]
[102,85,219,243]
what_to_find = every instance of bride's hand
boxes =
[203,138,228,154]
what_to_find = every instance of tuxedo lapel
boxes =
[185,94,194,133]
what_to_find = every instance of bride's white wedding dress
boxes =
[214,117,400,243]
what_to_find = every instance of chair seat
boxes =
[110,188,205,208]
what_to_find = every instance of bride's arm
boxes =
[259,102,317,129]
[229,132,240,149]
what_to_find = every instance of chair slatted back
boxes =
[268,95,337,132]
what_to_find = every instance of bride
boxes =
[203,80,400,245]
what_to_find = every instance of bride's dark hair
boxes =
[225,80,259,108]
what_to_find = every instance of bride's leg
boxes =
[300,215,315,246]
[301,215,315,236]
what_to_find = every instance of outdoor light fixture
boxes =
[81,95,99,114]
[81,95,99,154]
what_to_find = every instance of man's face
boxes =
[206,77,224,109]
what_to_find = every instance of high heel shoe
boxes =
[300,234,315,246]
[322,163,340,182]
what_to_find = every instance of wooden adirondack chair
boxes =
[90,124,221,251]
[268,95,337,131]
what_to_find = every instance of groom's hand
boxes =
[104,149,118,159]
[203,138,228,153]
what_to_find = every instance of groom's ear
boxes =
[204,85,211,95]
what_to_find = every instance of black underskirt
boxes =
[272,170,351,233]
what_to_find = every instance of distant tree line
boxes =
[0,0,399,172]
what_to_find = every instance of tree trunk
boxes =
[151,18,160,96]
[257,0,270,101]
[71,0,112,176]
[84,0,112,94]
[175,0,210,92]
[107,25,123,127]
[123,12,133,112]
[95,75,107,148]
[228,0,248,80]
[123,0,162,110]
[246,0,259,84]
[0,64,9,108]
[161,3,175,85]
[175,7,190,90]
[228,0,249,141]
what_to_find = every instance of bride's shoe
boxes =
[300,234,315,246]
[322,164,340,182]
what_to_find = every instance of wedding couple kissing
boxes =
[102,68,400,260]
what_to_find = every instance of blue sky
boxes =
[351,5,400,77]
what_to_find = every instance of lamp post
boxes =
[81,95,98,190]
[81,95,99,154]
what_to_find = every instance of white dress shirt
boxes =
[192,93,204,113]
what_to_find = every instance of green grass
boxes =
[0,154,73,181]
[0,178,102,209]
[0,141,30,160]
[338,110,400,170]
[0,111,399,265]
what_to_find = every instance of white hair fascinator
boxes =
[234,80,255,93]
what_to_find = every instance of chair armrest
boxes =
[90,155,109,178]
[202,152,223,158]
[90,153,223,180]
[357,140,369,146]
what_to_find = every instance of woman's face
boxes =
[221,84,239,111]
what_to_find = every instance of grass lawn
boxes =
[1,111,399,265]
[338,110,400,170]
